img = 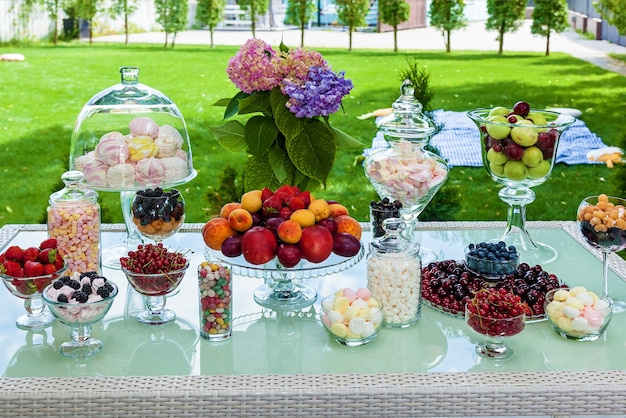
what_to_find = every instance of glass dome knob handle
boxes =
[120,66,139,85]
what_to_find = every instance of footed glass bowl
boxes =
[42,280,118,358]
[320,294,384,347]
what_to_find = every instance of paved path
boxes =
[94,20,626,75]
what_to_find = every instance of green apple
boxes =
[526,112,548,132]
[527,159,551,178]
[521,146,543,168]
[503,160,527,181]
[485,115,511,140]
[487,148,509,165]
[488,106,510,117]
[511,126,538,147]
[489,162,505,176]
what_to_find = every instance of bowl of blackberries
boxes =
[369,198,403,238]
[464,241,519,280]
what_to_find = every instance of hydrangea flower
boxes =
[277,48,328,90]
[226,39,282,94]
[283,66,353,118]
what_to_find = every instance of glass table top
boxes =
[1,222,625,378]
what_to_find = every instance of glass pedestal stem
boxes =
[499,187,557,265]
[400,210,438,264]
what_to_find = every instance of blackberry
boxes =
[97,286,110,298]
[104,282,114,293]
[60,275,71,285]
[80,271,99,280]
[57,294,68,303]
[72,291,89,303]
[67,279,81,290]
[370,199,403,238]
[53,280,64,290]
[82,283,92,295]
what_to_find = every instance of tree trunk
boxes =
[498,32,504,54]
[393,26,398,52]
[545,31,550,56]
[124,12,129,45]
[172,31,177,48]
[210,27,215,48]
[89,18,93,44]
[251,9,256,38]
[300,24,305,47]
[446,29,451,52]
[348,27,353,51]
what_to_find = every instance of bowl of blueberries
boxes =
[464,241,519,281]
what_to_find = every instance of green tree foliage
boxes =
[595,0,626,35]
[195,0,226,48]
[238,0,269,38]
[335,0,370,50]
[43,0,62,44]
[428,0,467,53]
[155,0,189,47]
[396,57,434,110]
[485,0,526,54]
[284,0,316,47]
[76,0,99,44]
[108,0,138,45]
[378,0,410,52]
[530,0,569,56]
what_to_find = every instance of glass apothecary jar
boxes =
[48,170,101,275]
[367,218,422,328]
[69,66,197,191]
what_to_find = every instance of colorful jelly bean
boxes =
[198,261,232,340]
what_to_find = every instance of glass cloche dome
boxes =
[69,66,197,191]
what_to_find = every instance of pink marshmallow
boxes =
[356,287,371,300]
[343,288,358,302]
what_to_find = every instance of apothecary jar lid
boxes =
[69,66,197,191]
[378,79,436,144]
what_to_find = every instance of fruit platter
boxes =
[202,185,365,310]
[421,241,568,322]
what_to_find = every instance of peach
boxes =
[328,203,349,218]
[241,190,263,213]
[290,209,316,227]
[335,215,362,240]
[202,217,237,250]
[219,202,242,219]
[277,220,303,244]
[307,199,330,222]
[228,208,254,232]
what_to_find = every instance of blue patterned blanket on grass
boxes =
[365,109,608,167]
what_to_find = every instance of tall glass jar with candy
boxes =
[48,170,101,275]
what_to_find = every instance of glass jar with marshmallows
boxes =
[367,218,421,328]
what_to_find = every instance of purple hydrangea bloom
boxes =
[283,66,353,118]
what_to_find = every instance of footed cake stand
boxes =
[206,247,365,311]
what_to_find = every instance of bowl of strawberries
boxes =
[0,238,67,329]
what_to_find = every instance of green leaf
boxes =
[244,154,281,191]
[332,125,365,148]
[244,116,279,157]
[285,118,336,185]
[270,88,306,138]
[222,91,249,119]
[213,97,231,106]
[210,120,247,152]
[268,145,295,183]
[279,41,290,53]
[239,91,272,116]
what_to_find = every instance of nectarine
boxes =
[334,215,362,240]
[202,218,237,250]
[328,203,349,218]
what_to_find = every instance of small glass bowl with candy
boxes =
[42,272,118,358]
[544,287,612,342]
[319,288,384,347]
[464,241,519,280]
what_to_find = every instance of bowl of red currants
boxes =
[465,288,529,359]
[464,241,519,280]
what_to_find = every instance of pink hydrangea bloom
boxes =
[278,48,328,90]
[226,39,282,94]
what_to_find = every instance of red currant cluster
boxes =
[466,288,530,337]
[120,244,187,274]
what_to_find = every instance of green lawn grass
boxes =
[1,43,625,227]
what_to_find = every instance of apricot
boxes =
[241,190,263,213]
[328,203,349,218]
[228,208,254,232]
[307,199,330,222]
[219,202,242,219]
[277,220,303,244]
[334,215,362,240]
[290,209,316,227]
[202,217,237,250]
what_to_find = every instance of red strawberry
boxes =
[2,259,24,277]
[262,194,284,219]
[298,191,312,207]
[274,185,297,203]
[261,187,274,202]
[279,206,293,220]
[34,277,51,293]
[4,246,24,262]
[43,263,58,275]
[37,248,58,264]
[53,252,64,270]
[288,196,305,211]
[39,238,58,250]
[23,247,40,262]
[23,260,44,278]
